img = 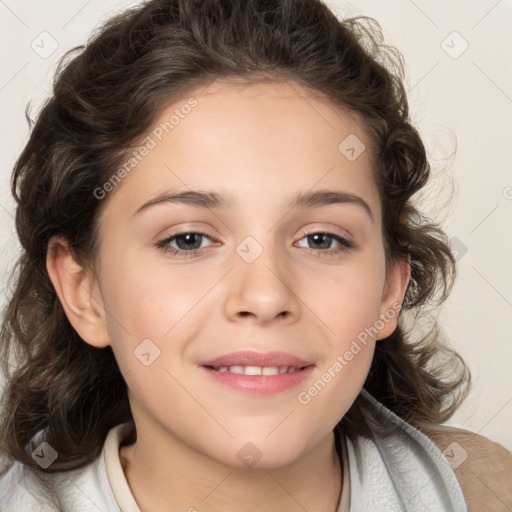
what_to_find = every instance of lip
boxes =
[199,349,315,395]
[200,365,315,395]
[199,349,314,368]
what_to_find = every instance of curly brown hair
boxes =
[0,0,470,473]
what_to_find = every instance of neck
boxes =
[119,422,343,512]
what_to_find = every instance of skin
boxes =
[47,79,410,512]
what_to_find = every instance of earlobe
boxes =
[376,256,411,340]
[46,235,110,348]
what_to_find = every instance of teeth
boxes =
[213,365,300,375]
[245,366,262,375]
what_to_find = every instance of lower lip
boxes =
[200,365,315,395]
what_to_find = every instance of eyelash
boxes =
[155,229,353,259]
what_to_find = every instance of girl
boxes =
[0,0,510,511]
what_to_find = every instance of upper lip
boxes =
[200,350,314,368]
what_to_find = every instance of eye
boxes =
[296,231,353,256]
[156,230,216,258]
[155,230,353,259]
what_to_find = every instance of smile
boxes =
[201,364,315,395]
[206,365,305,375]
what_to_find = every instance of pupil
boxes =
[310,233,330,249]
[178,233,201,250]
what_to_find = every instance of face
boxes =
[74,80,407,468]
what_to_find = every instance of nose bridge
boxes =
[224,232,299,323]
[236,232,288,292]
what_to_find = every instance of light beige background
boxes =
[0,0,511,452]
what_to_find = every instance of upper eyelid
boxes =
[296,226,351,241]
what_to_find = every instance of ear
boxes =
[46,235,110,348]
[375,256,410,340]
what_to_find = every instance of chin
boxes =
[221,438,309,470]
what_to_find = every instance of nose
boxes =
[223,241,300,326]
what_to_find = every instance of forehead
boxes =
[164,78,369,153]
[98,79,380,225]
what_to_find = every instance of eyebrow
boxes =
[132,188,374,222]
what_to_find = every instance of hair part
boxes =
[0,0,470,472]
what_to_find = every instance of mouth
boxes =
[199,349,314,369]
[198,350,315,395]
[202,364,312,375]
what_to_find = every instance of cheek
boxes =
[320,261,386,334]
[101,255,216,382]
[104,255,200,335]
